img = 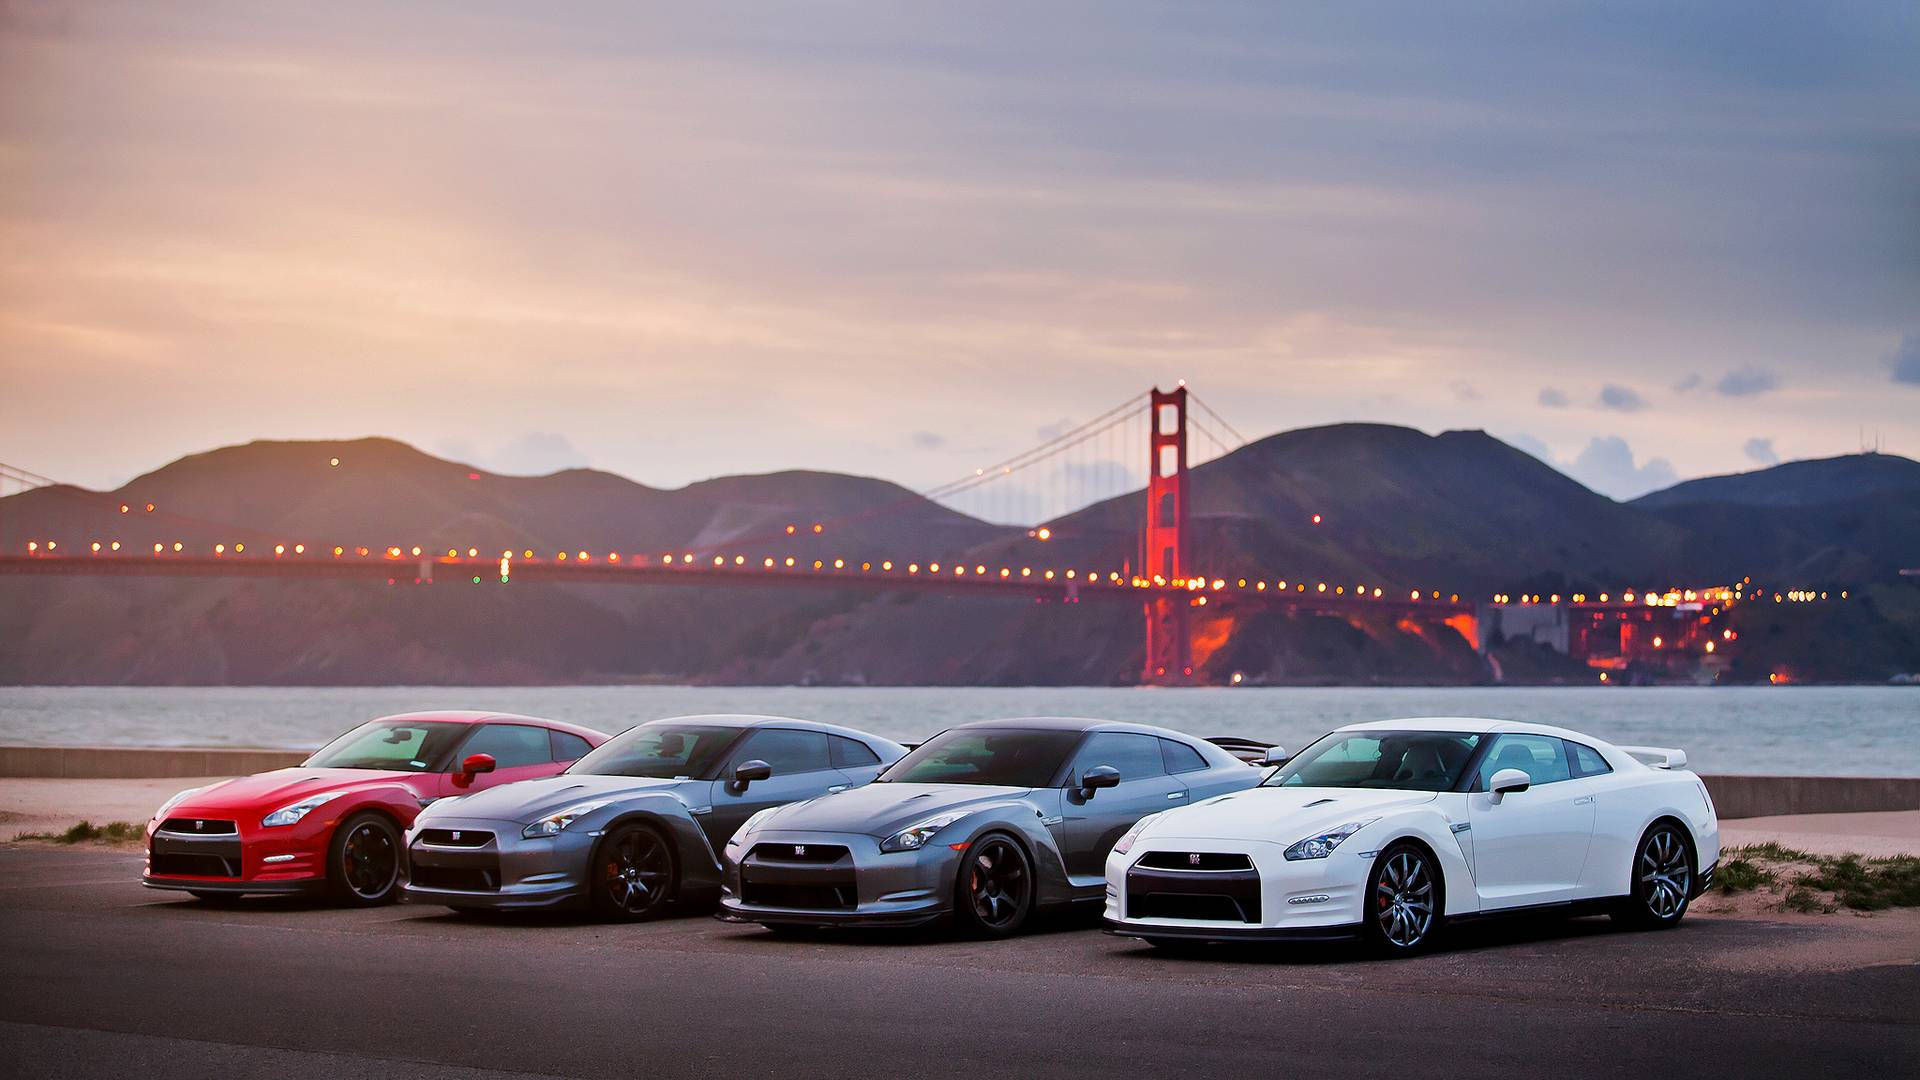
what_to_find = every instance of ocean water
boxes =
[0,685,1915,777]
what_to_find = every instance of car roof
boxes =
[949,716,1200,741]
[1335,716,1601,742]
[371,711,606,741]
[633,714,908,749]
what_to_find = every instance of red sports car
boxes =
[143,711,606,905]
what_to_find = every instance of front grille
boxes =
[1126,866,1261,923]
[1129,892,1253,922]
[416,829,494,847]
[158,818,237,836]
[749,843,850,864]
[409,863,500,892]
[740,880,856,910]
[1135,851,1254,872]
[150,851,240,877]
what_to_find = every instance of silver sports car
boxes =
[403,715,907,920]
[716,717,1263,937]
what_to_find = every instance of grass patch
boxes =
[12,820,146,844]
[1718,843,1920,913]
[1713,857,1775,894]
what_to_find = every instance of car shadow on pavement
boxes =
[714,901,1106,948]
[1104,913,1660,966]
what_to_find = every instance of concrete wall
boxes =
[0,745,308,779]
[1702,775,1920,820]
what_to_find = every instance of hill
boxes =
[1633,453,1920,510]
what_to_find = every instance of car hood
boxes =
[1145,786,1440,844]
[166,767,423,814]
[761,782,1037,837]
[420,773,692,825]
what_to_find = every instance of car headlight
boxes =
[879,810,970,853]
[1112,812,1163,856]
[1282,819,1378,861]
[153,784,211,820]
[260,791,345,828]
[521,800,612,839]
[727,807,780,849]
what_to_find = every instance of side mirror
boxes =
[453,752,496,787]
[1260,746,1291,767]
[1078,765,1121,798]
[729,759,772,792]
[1487,768,1531,802]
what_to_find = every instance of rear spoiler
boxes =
[1620,745,1688,770]
[1205,737,1276,765]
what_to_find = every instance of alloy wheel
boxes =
[341,821,397,900]
[1640,827,1692,920]
[604,828,673,916]
[967,837,1031,931]
[1374,850,1435,948]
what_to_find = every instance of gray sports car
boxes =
[403,715,906,920]
[717,717,1262,937]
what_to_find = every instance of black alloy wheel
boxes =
[592,823,676,921]
[1615,822,1694,929]
[953,834,1034,938]
[328,813,401,906]
[1363,842,1442,957]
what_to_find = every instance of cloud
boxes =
[488,432,587,475]
[1565,436,1678,499]
[1503,432,1554,462]
[1537,387,1568,408]
[1716,367,1779,397]
[1742,437,1779,465]
[908,430,945,450]
[1891,335,1920,386]
[1597,385,1649,413]
[1672,373,1703,392]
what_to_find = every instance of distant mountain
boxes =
[1633,453,1920,510]
[2,432,1914,686]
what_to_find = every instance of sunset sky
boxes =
[3,2,1916,504]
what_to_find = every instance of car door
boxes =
[702,728,845,850]
[1465,733,1596,908]
[450,723,563,793]
[1061,732,1188,882]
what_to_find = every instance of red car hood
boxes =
[168,767,428,814]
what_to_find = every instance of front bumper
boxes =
[142,812,331,896]
[1102,838,1370,942]
[715,830,958,928]
[402,815,596,910]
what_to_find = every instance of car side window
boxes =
[829,735,881,768]
[551,730,594,763]
[458,724,555,769]
[733,729,832,775]
[1567,740,1612,778]
[1159,738,1209,774]
[1068,732,1167,783]
[1476,734,1572,790]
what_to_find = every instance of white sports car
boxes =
[1103,718,1719,956]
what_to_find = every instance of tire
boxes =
[951,833,1035,939]
[1363,842,1443,957]
[1613,821,1694,930]
[326,812,402,907]
[590,823,677,922]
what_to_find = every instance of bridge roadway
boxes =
[0,553,1477,617]
[1,846,1914,1079]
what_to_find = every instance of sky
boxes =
[3,1,1917,510]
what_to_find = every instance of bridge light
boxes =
[467,548,477,557]
[1705,641,1715,653]
[409,546,421,557]
[276,545,287,556]
[1311,514,1322,525]
[25,542,36,552]
[215,544,225,554]
[1278,581,1287,590]
[785,524,796,535]
[524,550,533,559]
[295,544,306,554]
[955,565,966,575]
[714,556,725,566]
[1599,593,1608,602]
[682,554,693,564]
[1316,583,1326,592]
[1373,588,1382,598]
[1450,594,1458,602]
[812,523,824,534]
[785,557,796,567]
[1021,568,1031,577]
[447,548,457,558]
[91,542,101,552]
[861,561,871,571]
[110,541,120,551]
[908,563,919,574]
[120,504,129,514]
[1652,636,1663,648]
[975,565,986,575]
[1035,527,1052,541]
[579,551,589,561]
[1599,672,1609,683]
[834,559,846,569]
[814,560,825,570]
[1549,594,1559,604]
[145,503,155,513]
[558,552,568,561]
[882,561,893,571]
[1335,586,1344,595]
[1411,590,1420,600]
[234,543,245,553]
[929,562,940,573]
[1044,570,1054,580]
[1211,579,1224,590]
[1000,568,1011,578]
[764,557,775,568]
[1231,672,1244,685]
[154,543,163,553]
[735,555,746,565]
[610,553,621,563]
[360,547,371,557]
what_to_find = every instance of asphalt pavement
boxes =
[1,846,1915,1079]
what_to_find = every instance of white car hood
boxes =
[1146,786,1439,845]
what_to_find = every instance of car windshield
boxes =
[304,720,469,772]
[566,724,740,779]
[1265,731,1482,792]
[877,728,1084,787]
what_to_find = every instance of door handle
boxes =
[1573,795,1594,805]
[826,785,849,793]
[1166,791,1186,800]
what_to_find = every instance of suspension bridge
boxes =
[0,386,1814,684]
